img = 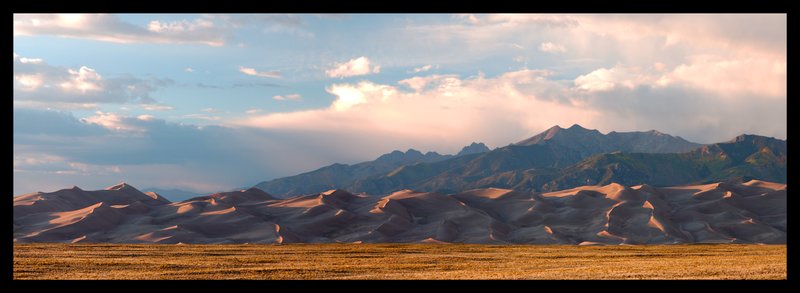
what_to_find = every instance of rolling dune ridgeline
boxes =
[14,179,785,245]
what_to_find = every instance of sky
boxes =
[13,14,787,195]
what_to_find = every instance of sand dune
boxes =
[13,179,786,244]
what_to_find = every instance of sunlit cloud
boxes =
[13,53,171,107]
[246,108,263,114]
[140,104,175,111]
[239,66,281,78]
[273,93,301,101]
[14,14,227,46]
[409,64,439,73]
[325,56,380,78]
[539,42,566,53]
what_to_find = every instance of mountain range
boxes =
[13,179,786,244]
[255,125,784,198]
[254,142,490,197]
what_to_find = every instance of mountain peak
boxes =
[405,149,423,156]
[516,124,598,146]
[568,124,587,130]
[457,142,490,156]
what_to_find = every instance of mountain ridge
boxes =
[255,125,712,197]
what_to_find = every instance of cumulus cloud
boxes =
[239,66,281,78]
[239,69,599,151]
[325,56,380,78]
[539,42,566,53]
[13,54,172,107]
[238,64,785,153]
[574,57,786,99]
[273,94,301,101]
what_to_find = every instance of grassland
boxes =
[13,243,786,280]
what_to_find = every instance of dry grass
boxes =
[13,243,785,280]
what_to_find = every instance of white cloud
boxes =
[201,107,220,113]
[539,42,566,53]
[574,55,786,98]
[81,111,146,132]
[573,67,654,92]
[19,57,43,64]
[409,64,439,73]
[665,55,786,98]
[398,74,460,92]
[60,66,102,93]
[272,93,302,101]
[185,67,194,72]
[13,100,99,110]
[325,56,380,78]
[239,66,281,78]
[14,14,227,46]
[454,14,481,25]
[245,108,263,114]
[238,70,599,150]
[13,54,171,107]
[141,104,174,111]
[137,114,155,121]
[14,74,44,90]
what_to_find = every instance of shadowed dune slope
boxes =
[14,180,785,244]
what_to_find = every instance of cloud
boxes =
[13,54,172,108]
[273,94,301,101]
[239,69,599,151]
[574,57,785,98]
[140,104,175,111]
[246,108,263,114]
[454,14,481,25]
[201,108,220,113]
[539,42,566,53]
[82,111,147,133]
[238,65,785,152]
[182,114,222,121]
[137,114,155,121]
[185,67,194,72]
[14,14,227,46]
[409,64,439,73]
[325,56,380,78]
[239,66,281,78]
[19,57,43,64]
[190,82,280,89]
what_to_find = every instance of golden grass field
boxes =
[13,243,786,280]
